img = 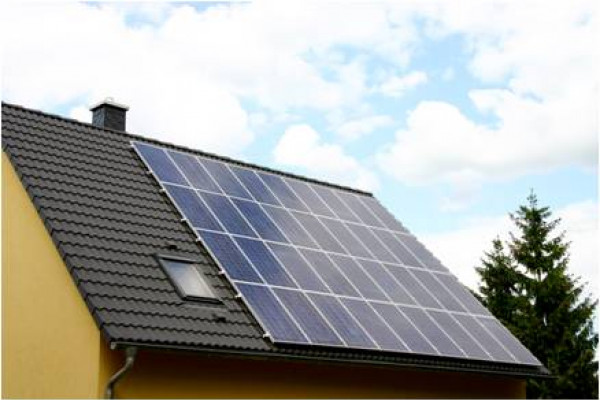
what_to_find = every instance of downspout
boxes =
[104,346,138,399]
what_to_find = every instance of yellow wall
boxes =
[1,151,526,399]
[2,153,104,398]
[114,349,525,399]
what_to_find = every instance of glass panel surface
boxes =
[435,274,491,316]
[230,166,282,206]
[452,314,515,363]
[199,158,253,199]
[262,205,319,248]
[427,310,491,360]
[162,259,215,299]
[286,179,336,218]
[233,199,288,242]
[197,230,263,283]
[360,196,408,232]
[168,150,221,192]
[329,255,388,301]
[372,229,422,268]
[198,191,257,237]
[292,212,346,253]
[342,298,408,352]
[274,289,343,346]
[268,243,329,292]
[237,283,308,343]
[234,237,296,288]
[336,191,384,228]
[319,217,373,258]
[258,173,309,212]
[134,143,187,185]
[164,184,222,231]
[346,223,398,263]
[411,270,466,312]
[356,259,416,305]
[300,249,360,297]
[384,266,442,309]
[478,317,541,365]
[372,303,437,355]
[309,293,377,349]
[400,307,464,358]
[311,185,361,222]
[396,234,447,272]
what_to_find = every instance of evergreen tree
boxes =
[477,192,598,399]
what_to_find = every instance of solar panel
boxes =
[133,141,541,367]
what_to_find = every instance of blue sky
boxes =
[2,1,597,292]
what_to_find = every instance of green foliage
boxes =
[476,192,598,399]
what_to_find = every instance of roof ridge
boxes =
[2,101,373,196]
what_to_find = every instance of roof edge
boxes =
[1,101,373,196]
[110,340,551,379]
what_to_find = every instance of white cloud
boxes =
[377,1,597,186]
[273,124,379,191]
[335,115,394,141]
[420,200,598,299]
[377,70,428,98]
[1,2,427,154]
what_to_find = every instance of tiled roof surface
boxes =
[1,102,547,377]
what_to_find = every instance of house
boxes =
[2,101,548,399]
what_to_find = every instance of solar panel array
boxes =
[133,141,541,366]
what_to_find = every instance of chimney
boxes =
[90,98,129,131]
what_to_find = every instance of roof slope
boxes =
[1,102,547,377]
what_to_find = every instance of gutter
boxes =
[105,346,138,399]
[110,341,551,380]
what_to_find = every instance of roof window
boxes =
[159,256,218,302]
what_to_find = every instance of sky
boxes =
[2,1,598,297]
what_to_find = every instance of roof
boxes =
[1,102,548,377]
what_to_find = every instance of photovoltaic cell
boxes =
[360,196,407,232]
[336,191,384,228]
[268,243,329,292]
[397,234,447,272]
[356,259,416,305]
[427,310,490,360]
[372,303,437,355]
[401,307,464,358]
[300,249,360,297]
[329,255,388,301]
[478,317,540,365]
[292,212,346,253]
[164,184,222,231]
[285,179,336,218]
[385,266,442,310]
[258,172,309,212]
[232,199,288,243]
[262,205,319,249]
[199,158,253,200]
[311,185,361,223]
[346,223,398,264]
[342,299,408,351]
[168,150,221,192]
[308,293,377,349]
[237,283,308,343]
[230,166,282,206]
[274,289,343,346]
[452,314,515,363]
[372,229,422,268]
[135,143,187,185]
[134,141,542,369]
[198,191,257,237]
[410,269,466,312]
[234,237,296,288]
[196,230,263,283]
[319,217,373,259]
